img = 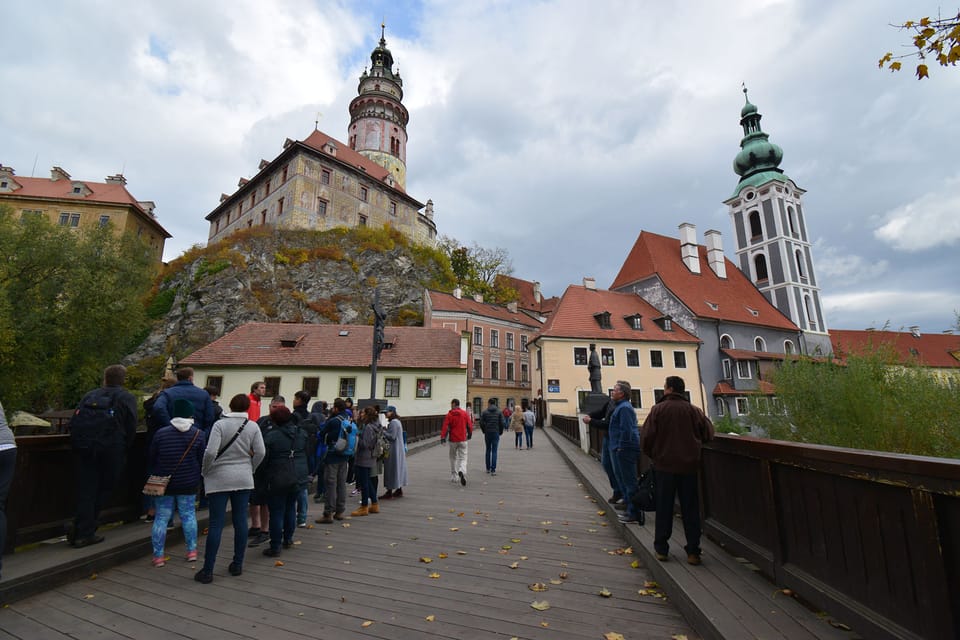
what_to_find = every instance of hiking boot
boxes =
[687,553,702,566]
[247,531,269,547]
[368,503,380,514]
[72,535,105,548]
[393,488,403,498]
[333,511,345,521]
[228,562,242,576]
[350,505,369,517]
[316,513,334,524]
[655,552,669,562]
[262,547,281,557]
[194,569,213,584]
[380,490,394,500]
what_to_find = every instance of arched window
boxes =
[749,211,762,238]
[783,340,794,355]
[754,253,768,281]
[715,398,727,417]
[795,250,805,279]
[804,295,817,331]
[754,337,766,351]
[787,206,797,235]
[720,334,734,349]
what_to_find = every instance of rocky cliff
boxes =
[126,225,455,382]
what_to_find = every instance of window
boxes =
[490,361,500,380]
[416,378,432,398]
[716,398,726,417]
[735,397,749,415]
[389,201,397,216]
[771,397,784,413]
[473,359,482,379]
[302,377,319,397]
[384,378,400,397]
[58,213,70,225]
[594,311,612,329]
[359,214,367,226]
[663,318,672,331]
[720,334,734,349]
[264,179,270,196]
[574,347,588,366]
[626,314,643,330]
[787,206,797,234]
[72,186,82,194]
[0,180,7,189]
[673,351,686,368]
[264,377,282,397]
[784,340,795,355]
[796,249,806,279]
[339,377,356,398]
[630,390,643,409]
[737,361,752,379]
[277,197,284,215]
[490,329,499,348]
[749,210,762,238]
[506,333,514,350]
[260,210,267,225]
[650,350,663,368]
[70,213,80,227]
[317,198,328,216]
[722,359,732,379]
[521,363,529,383]
[282,165,288,182]
[754,254,769,281]
[655,388,691,403]
[506,362,515,381]
[804,295,817,331]
[250,194,255,208]
[98,215,110,228]
[754,337,766,351]
[601,348,615,366]
[321,169,331,185]
[360,186,368,202]
[520,335,528,352]
[626,349,640,367]
[20,209,43,221]
[473,398,482,416]
[205,376,223,395]
[473,326,482,346]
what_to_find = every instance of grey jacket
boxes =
[202,412,266,494]
[0,401,14,448]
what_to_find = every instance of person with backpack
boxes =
[195,394,265,584]
[147,398,206,568]
[315,398,354,524]
[68,364,138,548]
[260,404,308,557]
[479,399,504,476]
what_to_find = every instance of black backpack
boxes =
[69,390,123,449]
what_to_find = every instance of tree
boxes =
[879,12,960,79]
[0,207,154,412]
[437,236,517,304]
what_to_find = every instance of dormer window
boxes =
[624,314,643,330]
[655,316,673,331]
[279,335,304,348]
[72,186,82,194]
[593,311,612,330]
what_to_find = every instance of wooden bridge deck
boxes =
[0,434,696,640]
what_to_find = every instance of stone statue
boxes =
[372,296,387,361]
[588,343,602,393]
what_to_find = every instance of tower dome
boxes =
[733,87,783,179]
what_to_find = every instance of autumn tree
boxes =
[0,206,154,412]
[879,12,960,78]
[438,236,517,304]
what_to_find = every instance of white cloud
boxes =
[874,175,960,250]
[814,242,889,284]
[823,289,958,332]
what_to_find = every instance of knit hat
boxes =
[385,406,397,414]
[172,398,195,419]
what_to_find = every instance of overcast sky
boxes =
[2,1,958,334]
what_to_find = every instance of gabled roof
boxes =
[181,323,465,369]
[427,290,542,328]
[494,274,560,315]
[830,329,960,369]
[536,285,699,343]
[300,129,408,196]
[611,230,798,331]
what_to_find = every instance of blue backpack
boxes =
[334,417,358,456]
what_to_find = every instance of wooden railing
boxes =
[551,415,580,445]
[701,435,960,640]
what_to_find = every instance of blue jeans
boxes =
[484,432,500,471]
[266,491,297,552]
[514,431,523,447]
[523,425,534,448]
[355,465,378,506]
[202,489,250,574]
[600,435,622,499]
[611,448,640,520]
[654,470,702,556]
[296,486,308,524]
[152,494,197,558]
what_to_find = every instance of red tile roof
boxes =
[181,323,465,369]
[494,275,560,315]
[713,380,776,396]
[611,230,798,331]
[428,290,542,328]
[300,130,408,195]
[830,329,960,369]
[537,285,700,343]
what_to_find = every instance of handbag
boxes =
[634,469,656,512]
[143,429,201,496]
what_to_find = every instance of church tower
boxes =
[348,25,409,189]
[724,88,832,355]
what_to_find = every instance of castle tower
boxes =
[348,24,409,189]
[723,88,832,355]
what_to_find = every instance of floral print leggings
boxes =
[152,494,197,559]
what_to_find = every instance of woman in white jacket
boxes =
[195,394,265,584]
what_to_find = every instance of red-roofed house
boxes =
[0,165,170,263]
[494,274,560,318]
[611,224,803,421]
[424,288,542,416]
[831,328,960,386]
[531,281,702,424]
[205,29,437,247]
[180,322,468,416]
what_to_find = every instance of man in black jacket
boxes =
[479,399,504,476]
[68,364,138,547]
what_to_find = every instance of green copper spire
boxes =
[733,86,783,180]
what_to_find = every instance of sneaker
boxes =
[655,552,669,562]
[228,562,243,576]
[490,470,496,476]
[617,513,639,524]
[152,557,166,568]
[144,514,155,523]
[687,553,702,566]
[614,502,626,511]
[194,569,213,584]
[282,540,294,549]
[316,514,334,524]
[186,551,198,562]
[297,521,307,528]
[72,535,105,548]
[263,547,282,557]
[350,488,360,496]
[247,531,269,547]
[459,471,467,486]
[607,495,622,504]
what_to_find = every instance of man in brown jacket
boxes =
[641,376,714,565]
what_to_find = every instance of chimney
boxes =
[704,229,726,279]
[138,200,156,216]
[0,165,15,175]
[507,301,518,313]
[51,166,71,182]
[679,223,700,274]
[473,293,484,303]
[533,281,542,304]
[909,326,920,338]
[583,277,597,290]
[453,287,462,300]
[105,174,127,185]
[425,199,434,220]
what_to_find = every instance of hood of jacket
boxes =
[171,417,195,432]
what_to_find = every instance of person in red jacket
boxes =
[441,399,473,486]
[247,381,266,421]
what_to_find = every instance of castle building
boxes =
[205,27,436,247]
[0,164,170,263]
[723,89,831,355]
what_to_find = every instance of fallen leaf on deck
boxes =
[559,535,568,540]
[342,523,350,528]
[476,509,484,514]
[449,527,459,532]
[457,512,465,517]
[560,562,568,567]
[624,547,633,554]
[599,587,612,597]
[530,600,550,611]
[509,562,519,569]
[293,540,302,545]
[274,560,284,567]
[644,581,659,588]
[520,555,528,560]
[471,521,478,525]
[671,635,688,640]
[829,622,852,631]
[438,552,448,559]
[83,594,95,599]
[540,621,550,627]
[449,508,455,513]
[89,573,98,580]
[389,542,399,547]
[427,516,434,521]
[588,528,598,533]
[327,545,334,549]
[529,583,548,592]
[498,550,510,555]
[597,510,606,516]
[559,572,569,579]
[361,621,373,628]
[425,615,436,622]
[511,538,522,543]
[298,612,304,616]
[541,520,552,525]
[428,572,441,579]
[549,578,562,585]
[630,560,640,569]
[502,544,513,550]
[419,557,433,563]
[479,546,486,551]
[456,550,467,555]
[604,633,626,640]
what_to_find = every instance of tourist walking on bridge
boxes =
[479,399,503,475]
[380,406,407,499]
[441,399,473,486]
